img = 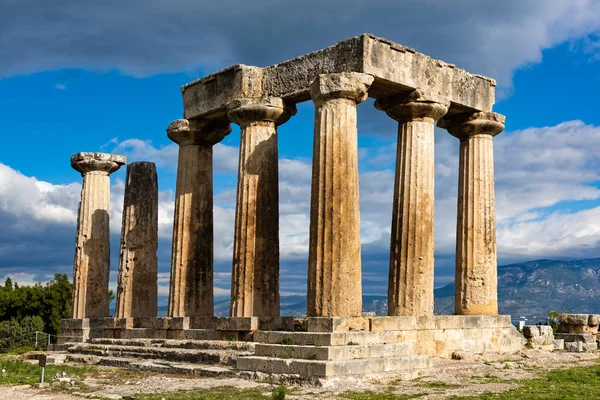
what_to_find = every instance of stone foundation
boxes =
[60,315,523,380]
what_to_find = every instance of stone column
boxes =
[227,97,295,318]
[71,152,126,319]
[115,162,159,318]
[374,91,449,316]
[438,111,505,315]
[307,72,374,317]
[167,118,231,317]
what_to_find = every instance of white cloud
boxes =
[54,83,66,90]
[2,119,600,296]
[1,1,599,91]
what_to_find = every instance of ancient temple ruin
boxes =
[61,34,523,383]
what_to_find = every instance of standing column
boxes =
[375,91,449,316]
[438,112,505,315]
[307,72,374,317]
[115,162,159,318]
[227,97,295,318]
[167,118,231,317]
[71,152,126,318]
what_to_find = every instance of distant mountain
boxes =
[154,259,600,322]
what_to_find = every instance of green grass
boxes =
[418,381,461,389]
[0,358,92,386]
[452,363,600,399]
[131,386,273,399]
[343,392,426,399]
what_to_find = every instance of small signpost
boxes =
[38,354,47,384]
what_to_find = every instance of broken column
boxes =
[115,162,159,318]
[71,152,126,318]
[228,97,296,318]
[307,72,374,317]
[375,91,448,316]
[438,112,505,315]
[167,119,231,317]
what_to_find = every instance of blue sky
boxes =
[1,1,600,305]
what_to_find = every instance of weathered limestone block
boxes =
[565,314,589,325]
[307,72,374,317]
[589,314,600,326]
[71,152,126,319]
[182,35,496,119]
[554,339,565,350]
[438,112,505,315]
[167,119,231,317]
[228,97,296,318]
[115,162,158,318]
[554,333,596,343]
[539,325,554,336]
[375,91,448,316]
[522,325,540,338]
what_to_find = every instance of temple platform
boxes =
[59,315,524,384]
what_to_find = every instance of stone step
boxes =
[89,338,255,351]
[65,354,239,378]
[254,342,412,360]
[68,343,250,366]
[236,355,432,378]
[253,330,409,346]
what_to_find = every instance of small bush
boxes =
[0,316,44,352]
[271,385,287,400]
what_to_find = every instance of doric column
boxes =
[167,118,231,317]
[375,91,449,316]
[307,72,374,317]
[71,152,126,319]
[438,111,505,315]
[115,162,159,318]
[227,97,296,318]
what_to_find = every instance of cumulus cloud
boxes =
[1,1,600,90]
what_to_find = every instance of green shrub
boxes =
[0,316,44,352]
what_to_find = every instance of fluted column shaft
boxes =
[375,93,448,316]
[307,72,374,317]
[228,97,295,317]
[438,112,505,315]
[115,162,159,318]
[71,152,125,319]
[167,119,231,317]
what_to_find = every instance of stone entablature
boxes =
[181,34,496,120]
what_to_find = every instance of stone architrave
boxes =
[438,112,505,315]
[227,97,296,318]
[115,162,159,318]
[167,118,231,317]
[307,72,374,317]
[375,91,449,316]
[71,152,126,319]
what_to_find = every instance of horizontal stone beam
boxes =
[181,34,496,120]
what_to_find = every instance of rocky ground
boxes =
[0,350,597,399]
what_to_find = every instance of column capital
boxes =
[71,152,126,176]
[374,90,449,122]
[227,97,296,127]
[310,72,374,105]
[167,118,231,147]
[438,111,505,139]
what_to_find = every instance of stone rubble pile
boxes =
[522,325,555,351]
[555,313,600,353]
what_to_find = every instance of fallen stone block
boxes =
[522,325,540,338]
[538,325,553,336]
[554,333,596,344]
[565,314,589,326]
[554,339,564,350]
